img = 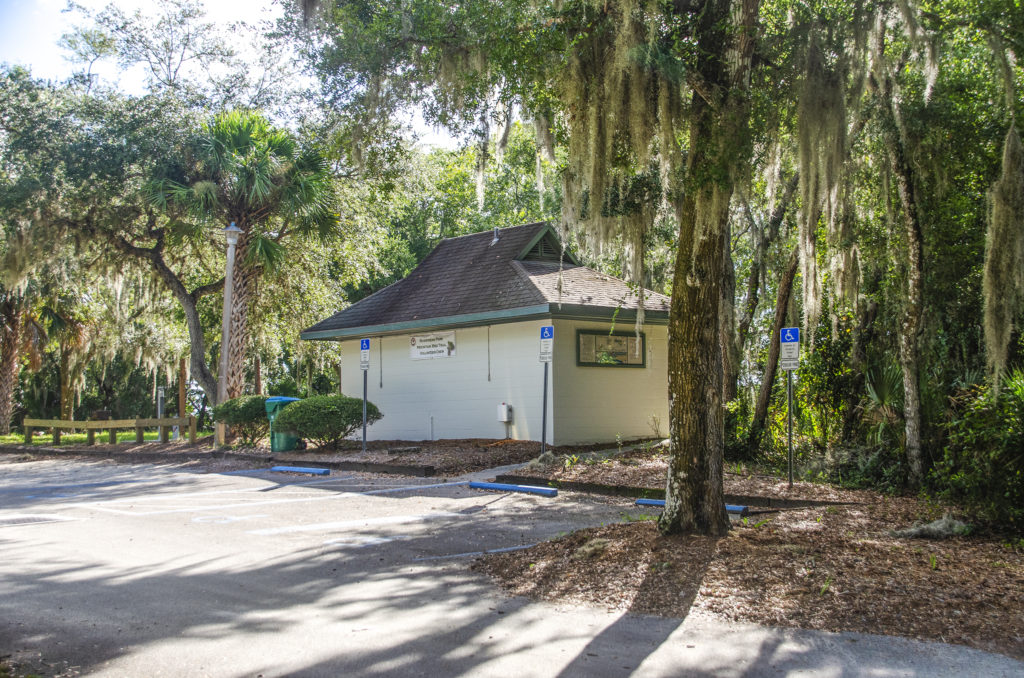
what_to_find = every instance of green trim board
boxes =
[576,329,647,367]
[301,303,668,341]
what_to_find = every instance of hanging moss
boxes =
[797,39,847,338]
[984,126,1024,384]
[553,0,682,323]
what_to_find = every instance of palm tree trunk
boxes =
[226,234,259,398]
[0,307,23,435]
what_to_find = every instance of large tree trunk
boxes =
[109,230,221,404]
[0,305,23,435]
[891,144,925,486]
[877,68,926,486]
[226,232,259,399]
[59,345,74,422]
[748,246,800,452]
[660,0,759,537]
[721,224,738,403]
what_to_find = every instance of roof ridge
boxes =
[437,221,548,243]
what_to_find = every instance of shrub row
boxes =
[212,394,382,450]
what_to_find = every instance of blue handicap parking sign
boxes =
[360,339,370,350]
[781,327,799,343]
[540,326,554,339]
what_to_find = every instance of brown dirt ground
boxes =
[250,437,656,475]
[474,446,1024,660]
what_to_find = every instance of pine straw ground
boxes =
[473,451,1024,661]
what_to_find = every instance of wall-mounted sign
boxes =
[410,331,456,360]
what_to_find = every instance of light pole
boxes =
[216,222,242,446]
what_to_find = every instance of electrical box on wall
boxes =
[497,402,513,422]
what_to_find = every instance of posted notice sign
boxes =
[410,331,456,360]
[780,327,799,371]
[360,338,370,371]
[539,325,553,362]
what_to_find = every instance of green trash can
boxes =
[266,396,301,453]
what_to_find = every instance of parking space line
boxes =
[247,511,463,535]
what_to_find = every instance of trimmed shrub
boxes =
[273,394,382,450]
[934,371,1024,532]
[212,395,269,446]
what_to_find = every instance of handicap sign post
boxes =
[539,326,553,455]
[780,328,800,487]
[360,338,370,452]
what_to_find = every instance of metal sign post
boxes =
[539,326,553,455]
[780,327,800,487]
[360,338,370,452]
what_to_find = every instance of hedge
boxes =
[211,395,269,446]
[273,394,382,450]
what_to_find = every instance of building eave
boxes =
[300,303,668,341]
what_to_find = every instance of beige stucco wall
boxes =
[550,319,669,445]
[337,321,554,441]
[335,318,668,444]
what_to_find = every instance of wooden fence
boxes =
[22,417,197,446]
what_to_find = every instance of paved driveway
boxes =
[1,457,1021,677]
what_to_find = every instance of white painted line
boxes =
[322,535,408,548]
[66,480,472,517]
[191,514,269,524]
[360,481,470,496]
[70,493,342,516]
[247,511,462,536]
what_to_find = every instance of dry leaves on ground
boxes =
[475,453,1024,661]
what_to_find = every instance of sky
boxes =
[0,0,279,86]
[0,0,457,147]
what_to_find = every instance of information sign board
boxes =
[780,327,799,371]
[360,338,370,371]
[539,325,553,363]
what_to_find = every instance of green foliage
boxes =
[273,394,382,450]
[212,395,269,446]
[934,371,1024,531]
[863,363,905,448]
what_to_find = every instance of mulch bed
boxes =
[0,437,645,477]
[473,447,1024,661]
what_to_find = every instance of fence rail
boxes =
[23,416,197,446]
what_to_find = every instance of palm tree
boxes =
[154,110,338,400]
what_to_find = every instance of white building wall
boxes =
[550,319,669,445]
[338,321,555,441]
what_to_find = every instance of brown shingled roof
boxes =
[302,222,669,339]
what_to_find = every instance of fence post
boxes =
[159,425,170,443]
[53,427,60,446]
[108,428,117,444]
[188,416,197,445]
[24,420,30,445]
[87,429,95,445]
[135,426,144,443]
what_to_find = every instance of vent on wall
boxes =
[522,235,562,262]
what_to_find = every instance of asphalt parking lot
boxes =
[2,457,1022,677]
